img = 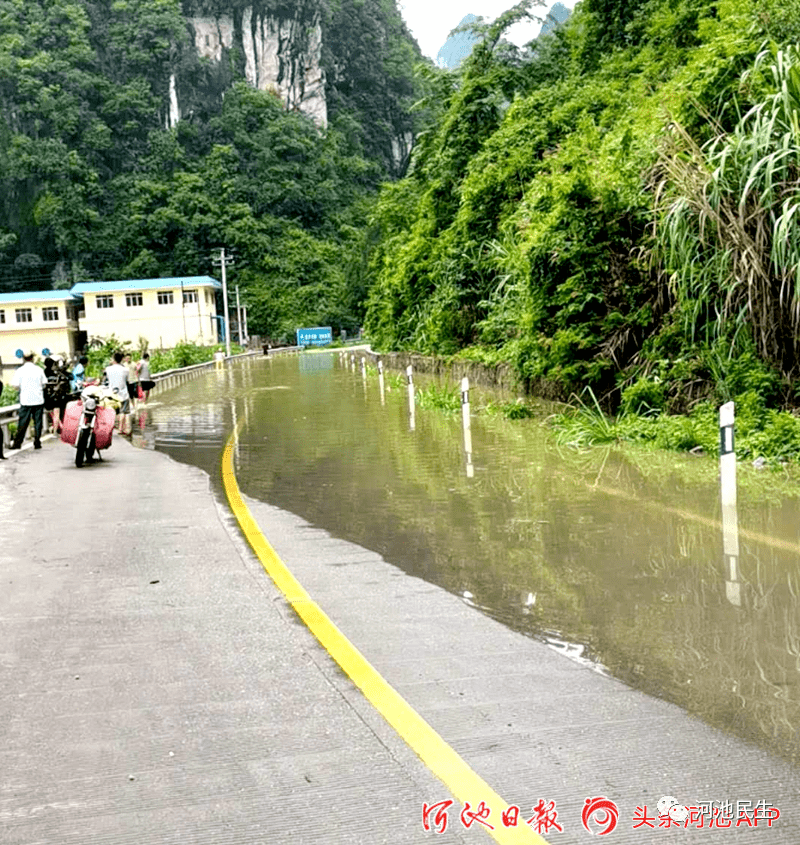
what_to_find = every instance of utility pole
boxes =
[212,248,234,357]
[235,285,243,348]
[180,278,187,342]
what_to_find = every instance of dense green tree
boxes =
[322,0,421,177]
[0,0,421,336]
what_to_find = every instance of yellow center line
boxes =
[222,422,550,845]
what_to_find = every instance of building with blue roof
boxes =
[70,276,221,350]
[0,290,81,381]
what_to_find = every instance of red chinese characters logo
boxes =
[460,801,494,830]
[526,799,563,834]
[422,800,453,834]
[582,796,619,835]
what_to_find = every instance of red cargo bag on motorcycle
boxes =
[61,400,116,450]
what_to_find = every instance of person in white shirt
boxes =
[104,351,131,434]
[9,351,48,450]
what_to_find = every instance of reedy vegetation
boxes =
[656,43,800,380]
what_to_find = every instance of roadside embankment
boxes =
[362,348,800,467]
[366,349,521,395]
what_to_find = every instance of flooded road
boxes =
[138,352,800,768]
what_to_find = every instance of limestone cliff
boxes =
[169,2,326,128]
[165,0,420,175]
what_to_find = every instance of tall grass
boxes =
[551,387,620,448]
[415,383,461,413]
[653,43,800,378]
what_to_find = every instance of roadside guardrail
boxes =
[0,347,305,447]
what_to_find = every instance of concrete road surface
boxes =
[1,435,797,844]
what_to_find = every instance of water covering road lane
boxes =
[139,352,800,768]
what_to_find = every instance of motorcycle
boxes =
[61,382,122,467]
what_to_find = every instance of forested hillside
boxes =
[365,0,800,415]
[6,0,800,415]
[0,0,420,338]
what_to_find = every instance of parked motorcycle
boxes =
[61,383,122,467]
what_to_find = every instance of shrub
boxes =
[149,342,241,373]
[1,383,18,407]
[620,378,666,415]
[85,335,134,379]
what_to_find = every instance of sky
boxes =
[397,0,576,61]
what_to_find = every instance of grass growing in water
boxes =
[415,383,461,413]
[552,387,800,466]
[551,388,620,448]
[504,400,535,419]
[413,379,537,419]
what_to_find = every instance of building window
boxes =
[125,292,143,307]
[42,306,59,321]
[158,291,174,305]
[15,308,32,323]
[97,295,114,309]
[183,289,198,304]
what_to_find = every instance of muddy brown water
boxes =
[135,352,800,767]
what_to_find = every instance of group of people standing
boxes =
[103,352,154,435]
[1,349,155,457]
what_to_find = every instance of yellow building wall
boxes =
[0,302,79,383]
[79,286,218,349]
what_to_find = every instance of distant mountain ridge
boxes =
[539,3,570,37]
[435,3,571,69]
[436,14,480,69]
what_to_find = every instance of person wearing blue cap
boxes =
[8,351,48,450]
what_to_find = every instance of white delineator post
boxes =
[407,365,415,431]
[378,360,385,405]
[461,377,474,478]
[360,357,367,399]
[719,401,741,607]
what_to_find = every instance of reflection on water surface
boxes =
[142,353,800,767]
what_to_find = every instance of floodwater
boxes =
[137,352,800,767]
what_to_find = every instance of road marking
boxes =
[221,423,550,845]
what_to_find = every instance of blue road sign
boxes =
[296,327,333,347]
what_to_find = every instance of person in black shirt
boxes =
[43,357,70,434]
